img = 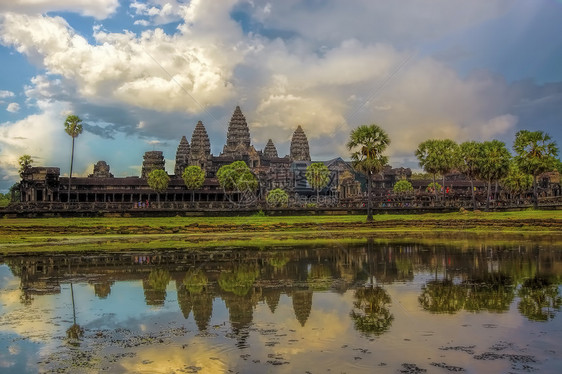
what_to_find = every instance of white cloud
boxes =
[0,10,246,113]
[130,0,187,26]
[0,0,118,20]
[0,0,557,177]
[6,103,20,113]
[0,90,15,99]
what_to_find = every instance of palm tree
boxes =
[435,139,459,204]
[513,130,559,209]
[18,154,34,176]
[64,115,83,203]
[147,169,170,208]
[458,141,483,210]
[415,139,441,205]
[347,124,390,222]
[478,140,511,211]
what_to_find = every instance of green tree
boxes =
[478,140,511,211]
[415,139,441,204]
[216,161,258,205]
[217,161,258,191]
[18,154,34,176]
[513,130,559,209]
[305,162,330,205]
[64,114,83,203]
[266,188,289,207]
[458,141,483,210]
[393,179,413,194]
[427,181,442,193]
[435,139,459,203]
[147,169,170,207]
[347,124,390,222]
[501,162,533,204]
[182,165,205,204]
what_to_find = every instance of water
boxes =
[0,241,561,373]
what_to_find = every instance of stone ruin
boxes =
[141,151,165,179]
[89,161,114,178]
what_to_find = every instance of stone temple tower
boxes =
[222,106,251,157]
[174,136,190,176]
[263,139,278,159]
[142,151,165,178]
[290,125,311,161]
[190,121,211,169]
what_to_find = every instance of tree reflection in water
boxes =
[518,276,562,322]
[350,286,393,336]
[218,264,259,296]
[143,269,171,306]
[419,274,516,314]
[419,280,466,313]
[66,283,83,345]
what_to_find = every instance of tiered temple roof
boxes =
[174,136,190,176]
[222,105,252,157]
[263,139,278,159]
[141,151,165,178]
[290,125,311,161]
[190,121,211,168]
[89,161,113,178]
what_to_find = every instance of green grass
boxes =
[1,209,560,227]
[1,210,560,253]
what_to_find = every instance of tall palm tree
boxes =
[435,139,459,204]
[458,141,483,210]
[347,124,390,222]
[64,115,83,203]
[415,139,440,204]
[478,140,511,211]
[513,130,559,209]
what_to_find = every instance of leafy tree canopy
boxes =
[393,179,413,194]
[347,124,390,176]
[147,169,170,193]
[478,140,511,182]
[457,141,483,179]
[501,162,533,196]
[216,161,258,192]
[513,130,559,177]
[64,114,83,138]
[182,165,205,190]
[305,162,330,191]
[18,154,33,175]
[266,188,289,207]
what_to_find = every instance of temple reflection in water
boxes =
[3,241,561,334]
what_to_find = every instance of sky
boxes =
[0,0,561,192]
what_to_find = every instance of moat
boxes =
[1,241,560,373]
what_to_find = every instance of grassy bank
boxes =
[0,210,561,253]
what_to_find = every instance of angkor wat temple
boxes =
[14,105,560,211]
[17,106,404,207]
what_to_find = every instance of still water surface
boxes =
[0,241,561,373]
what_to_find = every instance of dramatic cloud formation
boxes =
[0,0,561,191]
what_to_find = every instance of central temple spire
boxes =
[222,106,251,156]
